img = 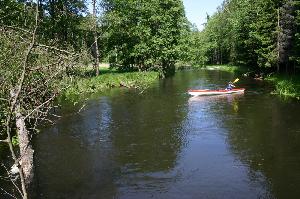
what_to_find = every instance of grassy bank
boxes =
[204,65,248,74]
[61,67,159,101]
[266,75,300,99]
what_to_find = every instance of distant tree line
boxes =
[182,0,300,73]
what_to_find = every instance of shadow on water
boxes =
[34,74,189,198]
[31,69,300,199]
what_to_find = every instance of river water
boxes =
[34,70,300,199]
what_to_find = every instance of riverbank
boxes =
[266,75,300,99]
[205,65,247,73]
[61,67,159,101]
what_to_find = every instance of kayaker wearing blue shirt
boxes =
[226,81,235,90]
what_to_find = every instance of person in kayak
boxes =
[226,81,235,90]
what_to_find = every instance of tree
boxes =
[278,0,296,72]
[293,1,300,67]
[193,0,300,73]
[92,0,100,76]
[178,23,210,67]
[0,2,78,198]
[102,0,187,77]
[39,0,87,49]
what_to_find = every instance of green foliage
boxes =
[178,25,209,67]
[276,80,297,97]
[292,0,300,65]
[102,0,187,76]
[266,75,300,98]
[39,0,87,49]
[0,0,36,27]
[0,1,79,140]
[12,135,19,146]
[189,0,300,72]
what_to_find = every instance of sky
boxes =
[182,0,224,30]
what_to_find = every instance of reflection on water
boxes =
[225,95,300,199]
[33,70,300,199]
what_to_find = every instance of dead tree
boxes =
[0,2,77,198]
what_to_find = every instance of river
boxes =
[34,69,300,199]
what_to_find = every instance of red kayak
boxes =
[188,88,245,96]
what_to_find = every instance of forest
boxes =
[1,0,300,198]
[183,0,300,73]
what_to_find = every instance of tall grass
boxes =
[61,68,159,101]
[205,65,248,74]
[266,75,300,99]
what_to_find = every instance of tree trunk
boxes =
[93,0,100,76]
[161,61,175,78]
[277,8,280,73]
[220,48,223,65]
[15,104,34,188]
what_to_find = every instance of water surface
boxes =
[35,70,300,199]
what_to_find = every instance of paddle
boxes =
[232,78,239,83]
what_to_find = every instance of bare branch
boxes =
[29,59,62,71]
[24,94,57,120]
[0,187,18,199]
[2,25,33,35]
[0,175,11,181]
[26,70,62,96]
[49,113,62,118]
[0,98,9,102]
[36,44,76,55]
[0,139,8,143]
[37,118,54,125]
[9,0,39,114]
[1,164,23,197]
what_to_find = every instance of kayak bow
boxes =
[188,88,245,96]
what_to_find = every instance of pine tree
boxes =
[278,0,296,72]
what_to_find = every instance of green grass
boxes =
[204,65,247,74]
[266,75,300,99]
[61,67,159,101]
